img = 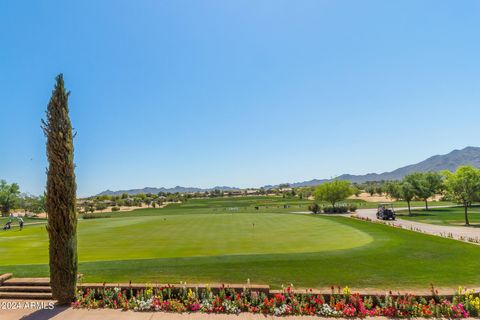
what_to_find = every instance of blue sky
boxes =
[1,1,479,197]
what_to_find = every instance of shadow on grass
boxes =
[412,213,437,217]
[398,213,436,217]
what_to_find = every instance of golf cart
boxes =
[376,203,396,220]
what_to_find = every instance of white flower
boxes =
[200,299,213,312]
[134,297,153,311]
[222,300,240,314]
[317,304,341,316]
[274,304,289,316]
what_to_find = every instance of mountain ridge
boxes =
[96,146,480,196]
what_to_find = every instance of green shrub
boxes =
[323,206,348,214]
[308,203,320,214]
[111,206,120,212]
[82,213,111,219]
[95,203,108,211]
[348,205,357,212]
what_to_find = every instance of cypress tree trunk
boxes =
[42,74,77,304]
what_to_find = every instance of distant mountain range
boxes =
[97,186,240,196]
[96,146,480,196]
[286,146,480,187]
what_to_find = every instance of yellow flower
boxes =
[145,283,153,296]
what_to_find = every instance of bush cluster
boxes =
[82,213,111,219]
[309,204,357,214]
[323,206,348,214]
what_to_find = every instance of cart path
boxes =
[354,207,480,244]
[292,206,480,244]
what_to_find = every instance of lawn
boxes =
[0,213,372,265]
[398,206,480,227]
[0,197,478,290]
[86,196,452,217]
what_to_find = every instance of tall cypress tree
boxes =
[42,74,77,304]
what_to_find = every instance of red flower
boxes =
[274,293,285,303]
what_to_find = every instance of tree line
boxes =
[310,166,480,226]
[0,180,46,217]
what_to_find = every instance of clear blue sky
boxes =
[1,1,479,197]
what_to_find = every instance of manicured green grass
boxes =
[0,213,372,265]
[83,196,454,218]
[398,206,480,226]
[0,197,477,289]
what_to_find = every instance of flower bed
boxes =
[73,284,480,318]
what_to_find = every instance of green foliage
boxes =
[297,186,315,199]
[366,186,375,196]
[323,206,349,214]
[443,166,480,225]
[374,186,384,195]
[399,182,416,202]
[404,172,443,210]
[0,180,20,216]
[352,186,361,197]
[384,181,400,199]
[314,180,354,207]
[20,195,46,214]
[308,203,320,214]
[385,181,416,214]
[443,166,480,205]
[82,213,111,219]
[95,203,108,211]
[348,204,358,212]
[42,74,78,304]
[425,171,444,194]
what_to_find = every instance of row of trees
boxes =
[312,166,480,226]
[384,168,480,226]
[1,182,303,216]
[82,192,190,213]
[85,186,304,212]
[384,172,443,214]
[0,180,46,217]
